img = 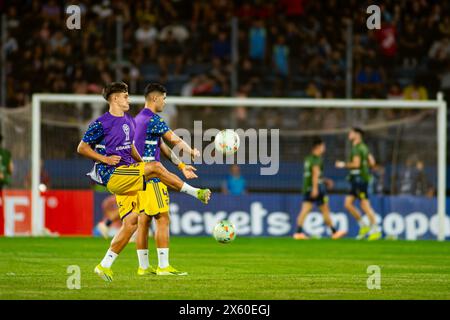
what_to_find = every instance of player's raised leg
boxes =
[293,202,313,240]
[143,161,211,204]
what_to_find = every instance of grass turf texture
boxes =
[0,237,449,300]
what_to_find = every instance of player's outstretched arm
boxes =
[335,156,361,169]
[77,141,121,166]
[162,130,200,161]
[160,142,198,179]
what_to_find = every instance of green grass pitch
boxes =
[0,237,450,300]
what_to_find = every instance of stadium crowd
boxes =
[2,0,449,107]
[0,0,447,194]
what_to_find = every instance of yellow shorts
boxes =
[139,181,170,216]
[115,194,140,220]
[106,162,146,195]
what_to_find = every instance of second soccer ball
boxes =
[214,129,240,155]
[213,220,236,244]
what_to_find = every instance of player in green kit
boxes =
[294,137,346,240]
[335,127,381,240]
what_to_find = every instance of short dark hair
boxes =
[311,136,324,149]
[352,127,365,138]
[144,83,167,99]
[102,82,128,101]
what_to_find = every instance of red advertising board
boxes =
[0,190,93,236]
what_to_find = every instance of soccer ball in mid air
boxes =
[214,129,240,155]
[213,220,236,244]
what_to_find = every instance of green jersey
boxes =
[349,142,371,182]
[0,147,12,187]
[302,154,323,192]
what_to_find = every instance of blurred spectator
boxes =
[399,24,424,68]
[370,164,386,195]
[181,74,201,97]
[305,82,322,98]
[438,16,450,38]
[317,36,332,59]
[212,31,231,60]
[159,24,190,43]
[439,62,450,98]
[3,32,18,56]
[49,31,68,52]
[222,164,247,195]
[279,0,305,18]
[403,80,428,100]
[375,19,398,69]
[6,6,20,30]
[95,195,120,239]
[355,64,383,98]
[428,37,450,70]
[249,20,266,61]
[273,35,289,77]
[397,157,434,196]
[192,74,215,96]
[41,0,61,22]
[135,20,159,47]
[24,161,51,191]
[413,160,432,196]
[239,58,261,91]
[387,83,404,100]
[398,158,416,194]
[92,0,113,19]
[4,0,450,104]
[233,105,249,129]
[158,30,184,74]
[135,20,159,60]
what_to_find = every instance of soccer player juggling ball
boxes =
[293,137,346,240]
[77,82,211,282]
[335,127,381,240]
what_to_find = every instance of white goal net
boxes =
[0,94,447,240]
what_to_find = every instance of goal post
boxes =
[30,94,447,240]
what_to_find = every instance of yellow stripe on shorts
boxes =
[114,171,140,176]
[114,169,140,173]
[156,184,164,208]
[152,182,163,208]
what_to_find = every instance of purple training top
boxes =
[134,107,170,183]
[82,111,137,185]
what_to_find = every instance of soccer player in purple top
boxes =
[77,82,211,282]
[133,83,201,276]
